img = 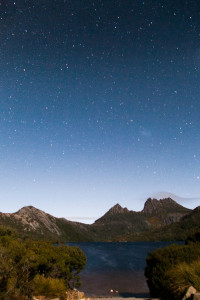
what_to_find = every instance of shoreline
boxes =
[86,297,160,300]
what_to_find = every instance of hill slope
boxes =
[90,198,191,241]
[0,198,198,242]
[0,206,92,242]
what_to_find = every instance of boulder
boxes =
[182,286,196,300]
[194,292,200,300]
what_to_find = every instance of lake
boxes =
[68,241,182,298]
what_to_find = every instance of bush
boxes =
[145,243,200,299]
[0,225,15,237]
[185,231,200,244]
[0,228,86,299]
[166,259,200,299]
[33,275,66,298]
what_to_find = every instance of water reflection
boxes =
[68,241,182,297]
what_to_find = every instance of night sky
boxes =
[1,0,200,223]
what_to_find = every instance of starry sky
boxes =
[1,0,200,223]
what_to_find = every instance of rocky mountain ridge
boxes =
[0,198,197,242]
[16,206,62,235]
[107,203,129,215]
[142,197,186,214]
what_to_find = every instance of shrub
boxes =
[185,231,200,244]
[0,229,86,299]
[0,225,15,237]
[33,275,66,298]
[166,259,200,299]
[145,243,200,299]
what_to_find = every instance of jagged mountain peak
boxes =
[142,197,189,214]
[94,203,129,224]
[0,197,196,242]
[108,203,129,215]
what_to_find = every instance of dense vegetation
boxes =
[145,231,200,299]
[0,225,86,299]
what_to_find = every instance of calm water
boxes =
[68,241,182,298]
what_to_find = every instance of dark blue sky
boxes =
[0,0,200,222]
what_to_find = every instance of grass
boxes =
[167,259,200,299]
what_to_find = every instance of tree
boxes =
[0,229,86,299]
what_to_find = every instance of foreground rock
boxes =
[182,286,200,300]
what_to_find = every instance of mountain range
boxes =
[0,198,199,242]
